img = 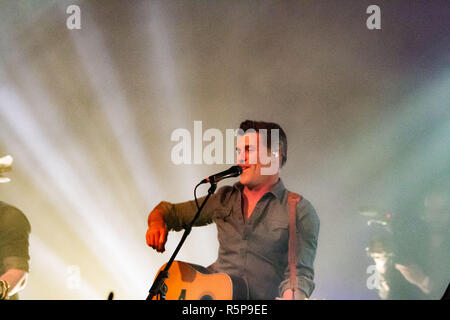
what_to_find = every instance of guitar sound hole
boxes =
[200,295,213,300]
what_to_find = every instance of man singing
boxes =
[146,120,320,300]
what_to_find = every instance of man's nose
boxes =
[236,152,246,164]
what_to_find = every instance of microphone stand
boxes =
[146,182,217,300]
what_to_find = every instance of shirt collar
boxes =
[270,178,286,200]
[233,178,286,200]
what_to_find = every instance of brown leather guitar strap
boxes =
[287,191,302,300]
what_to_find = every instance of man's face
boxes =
[235,132,279,188]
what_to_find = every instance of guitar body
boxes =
[151,261,248,300]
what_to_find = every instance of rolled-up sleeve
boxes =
[154,185,233,232]
[279,200,320,298]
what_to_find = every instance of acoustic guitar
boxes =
[151,260,248,300]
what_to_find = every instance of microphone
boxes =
[200,165,243,184]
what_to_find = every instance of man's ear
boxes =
[272,149,283,169]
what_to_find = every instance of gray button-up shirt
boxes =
[156,178,320,300]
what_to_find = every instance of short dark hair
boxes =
[239,120,287,167]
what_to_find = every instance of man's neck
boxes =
[243,175,279,202]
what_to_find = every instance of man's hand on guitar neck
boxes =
[146,208,169,253]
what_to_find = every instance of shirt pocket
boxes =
[265,219,289,250]
[270,219,289,230]
[252,219,289,266]
[213,208,232,221]
[215,208,240,240]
